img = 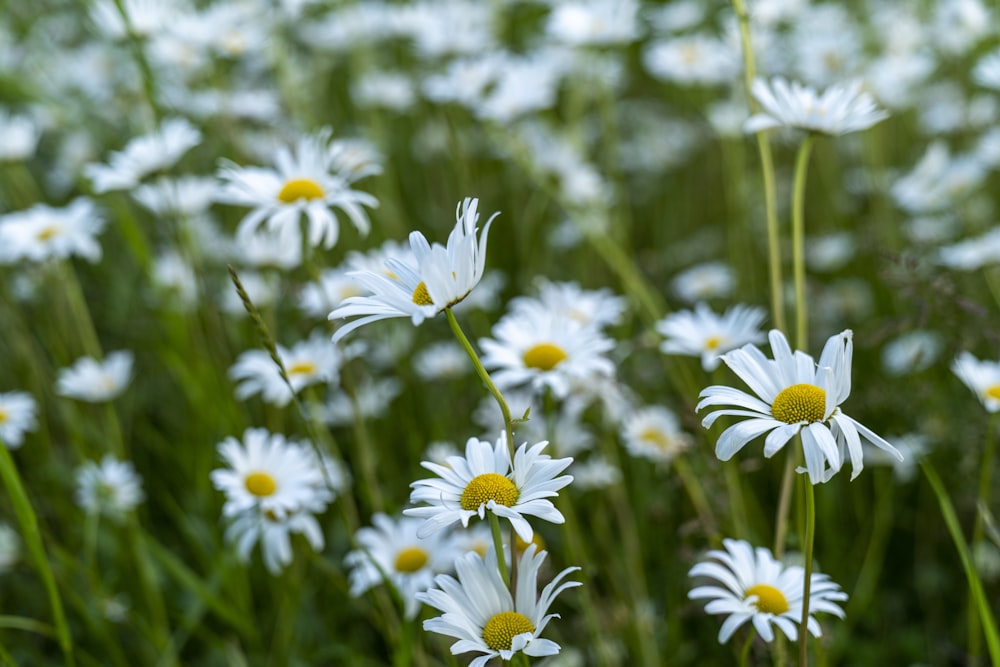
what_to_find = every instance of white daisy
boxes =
[345,513,464,619]
[0,109,40,162]
[697,329,903,483]
[55,351,134,403]
[413,341,470,381]
[479,301,615,399]
[404,433,573,542]
[621,405,692,464]
[210,428,332,520]
[225,505,326,575]
[329,197,497,342]
[228,334,341,407]
[512,279,627,330]
[545,0,641,46]
[75,455,145,522]
[657,302,767,372]
[215,127,379,249]
[0,198,105,264]
[671,261,734,302]
[689,538,847,644]
[952,352,1000,412]
[84,118,201,193]
[297,267,365,318]
[416,544,581,667]
[0,391,38,449]
[744,77,889,136]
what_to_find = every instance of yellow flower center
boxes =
[0,408,7,424]
[523,343,568,371]
[986,385,1000,402]
[514,531,545,555]
[412,281,434,306]
[460,473,519,511]
[277,178,325,203]
[482,611,535,651]
[244,471,277,497]
[287,361,317,377]
[639,427,673,450]
[744,584,789,615]
[771,383,827,424]
[36,225,59,241]
[704,335,723,351]
[394,546,429,573]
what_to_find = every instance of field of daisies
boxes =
[4,0,1000,665]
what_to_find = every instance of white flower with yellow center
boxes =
[416,544,581,667]
[621,405,692,464]
[511,279,627,330]
[229,334,341,407]
[210,428,331,521]
[215,127,379,249]
[84,118,201,193]
[404,433,573,542]
[345,513,464,619]
[479,301,615,399]
[744,77,889,136]
[55,351,134,403]
[657,302,767,371]
[0,391,38,450]
[952,352,1000,412]
[697,329,902,483]
[330,197,497,342]
[225,505,326,575]
[75,455,145,522]
[689,538,846,644]
[0,198,105,264]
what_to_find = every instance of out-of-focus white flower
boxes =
[0,199,105,264]
[643,34,740,87]
[546,0,640,46]
[621,406,693,464]
[881,330,943,377]
[657,303,767,371]
[75,455,145,521]
[85,118,201,193]
[952,352,1000,412]
[671,262,734,302]
[229,335,341,407]
[0,391,37,449]
[56,351,134,403]
[745,77,888,136]
[0,109,40,161]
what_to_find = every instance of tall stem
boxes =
[968,412,998,658]
[773,451,796,558]
[799,473,816,666]
[791,135,815,350]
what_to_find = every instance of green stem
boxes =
[673,457,719,541]
[799,475,816,666]
[445,308,516,456]
[791,135,815,350]
[969,413,998,661]
[740,627,756,667]
[0,439,74,666]
[773,450,797,558]
[488,513,510,586]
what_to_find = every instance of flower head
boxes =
[689,538,846,644]
[228,334,341,407]
[224,506,326,574]
[0,391,38,449]
[0,198,105,264]
[657,302,767,371]
[417,545,581,667]
[75,455,145,521]
[85,118,201,193]
[56,351,134,402]
[745,77,888,136]
[621,405,692,464]
[697,329,902,483]
[952,352,1000,412]
[404,433,573,542]
[330,197,496,342]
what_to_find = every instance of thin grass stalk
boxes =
[791,135,815,350]
[798,472,816,666]
[968,412,998,661]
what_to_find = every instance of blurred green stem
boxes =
[968,413,998,659]
[798,472,816,667]
[791,135,814,350]
[488,513,509,586]
[773,451,796,559]
[0,438,74,666]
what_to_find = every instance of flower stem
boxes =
[968,412,998,660]
[488,513,510,586]
[445,308,516,457]
[773,450,796,558]
[791,135,815,350]
[799,474,816,666]
[740,627,756,667]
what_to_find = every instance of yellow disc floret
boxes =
[0,408,7,424]
[412,281,434,306]
[704,335,723,351]
[460,473,519,510]
[244,471,278,497]
[523,343,568,371]
[986,385,1000,402]
[36,226,59,241]
[771,383,827,424]
[482,611,535,651]
[287,361,317,377]
[394,546,429,573]
[278,178,325,203]
[744,583,790,615]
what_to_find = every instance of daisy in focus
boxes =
[621,405,692,464]
[697,329,902,483]
[228,334,341,407]
[215,127,379,249]
[0,198,105,264]
[330,197,497,342]
[479,300,615,399]
[0,391,38,449]
[417,544,581,667]
[404,433,573,542]
[56,351,134,402]
[744,77,889,136]
[84,118,201,193]
[688,538,847,643]
[952,352,1000,412]
[75,455,145,522]
[657,302,767,371]
[345,513,463,619]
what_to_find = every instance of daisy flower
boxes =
[744,77,889,136]
[688,538,847,643]
[404,433,573,542]
[0,109,40,162]
[657,302,767,371]
[417,544,581,667]
[671,261,734,302]
[621,405,692,464]
[0,391,38,449]
[479,301,615,399]
[697,329,902,483]
[225,505,326,574]
[228,334,341,407]
[345,513,464,619]
[952,352,1000,412]
[0,198,105,264]
[210,428,332,520]
[511,279,627,330]
[329,197,497,342]
[75,455,145,521]
[84,118,201,193]
[215,127,379,249]
[56,351,134,402]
